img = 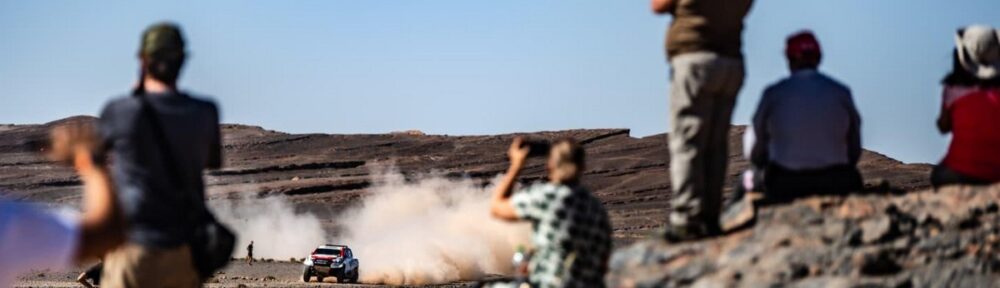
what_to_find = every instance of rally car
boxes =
[302,244,360,283]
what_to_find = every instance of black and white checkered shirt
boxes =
[510,183,612,288]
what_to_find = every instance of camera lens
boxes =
[521,140,551,158]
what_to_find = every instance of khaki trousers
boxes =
[102,243,202,288]
[667,51,745,229]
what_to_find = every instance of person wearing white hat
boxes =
[934,25,1000,187]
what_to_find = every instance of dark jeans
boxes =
[931,165,991,188]
[737,164,862,201]
[767,164,863,198]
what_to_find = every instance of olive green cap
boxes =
[139,22,185,57]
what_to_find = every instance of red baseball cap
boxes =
[786,31,822,60]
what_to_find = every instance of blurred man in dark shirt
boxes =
[99,22,222,288]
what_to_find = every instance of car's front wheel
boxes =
[350,268,360,283]
[301,267,313,282]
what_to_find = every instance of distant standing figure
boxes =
[740,31,864,199]
[652,0,754,241]
[247,241,254,265]
[77,261,104,288]
[933,25,1000,187]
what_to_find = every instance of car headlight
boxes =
[303,259,313,266]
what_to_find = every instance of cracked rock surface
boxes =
[607,184,1000,287]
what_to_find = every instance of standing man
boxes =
[99,22,223,287]
[247,241,254,266]
[652,0,754,241]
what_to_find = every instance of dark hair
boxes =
[132,53,186,96]
[943,49,1000,88]
[789,51,821,70]
[549,138,585,185]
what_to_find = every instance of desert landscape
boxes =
[3,116,998,287]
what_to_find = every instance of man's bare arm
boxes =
[50,123,125,263]
[652,0,677,14]
[490,138,529,221]
[74,151,124,263]
[77,272,95,288]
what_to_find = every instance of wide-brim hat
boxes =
[955,25,1000,80]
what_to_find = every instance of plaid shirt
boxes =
[510,183,612,288]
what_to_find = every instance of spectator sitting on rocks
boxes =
[738,31,863,200]
[933,25,1000,187]
[486,138,612,288]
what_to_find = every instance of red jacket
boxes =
[942,87,1000,181]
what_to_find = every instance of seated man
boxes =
[487,138,612,288]
[740,31,863,199]
[932,25,1000,187]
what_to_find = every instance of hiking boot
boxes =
[658,223,718,243]
[721,188,757,232]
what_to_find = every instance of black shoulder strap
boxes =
[134,93,206,217]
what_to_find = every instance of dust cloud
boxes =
[211,197,326,260]
[207,170,532,285]
[338,171,532,285]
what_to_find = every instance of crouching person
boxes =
[487,138,612,288]
[739,31,863,200]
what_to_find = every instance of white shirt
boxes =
[0,201,79,287]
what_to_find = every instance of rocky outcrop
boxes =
[608,184,1000,287]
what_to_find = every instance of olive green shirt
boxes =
[666,0,753,59]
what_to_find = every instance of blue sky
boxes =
[1,1,998,164]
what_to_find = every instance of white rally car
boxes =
[302,244,360,283]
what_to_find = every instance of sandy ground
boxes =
[15,260,484,288]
